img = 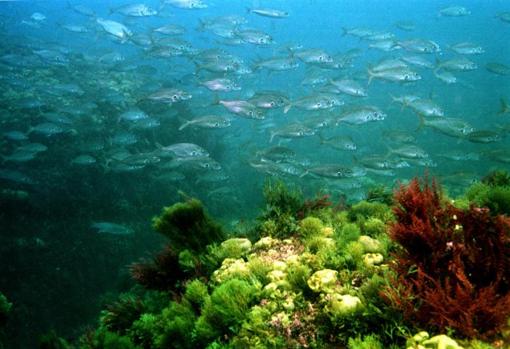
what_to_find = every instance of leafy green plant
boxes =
[153,198,225,253]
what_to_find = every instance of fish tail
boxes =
[178,120,191,131]
[500,97,510,114]
[416,115,425,132]
[367,67,374,85]
[341,27,348,37]
[299,170,309,178]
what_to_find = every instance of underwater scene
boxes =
[0,0,510,347]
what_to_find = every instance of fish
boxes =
[397,39,441,53]
[91,222,133,235]
[96,18,132,41]
[200,78,240,92]
[436,57,477,71]
[159,143,209,158]
[329,79,367,97]
[284,93,343,113]
[486,62,510,75]
[163,0,207,9]
[71,155,97,166]
[110,4,158,17]
[179,115,231,130]
[367,67,421,84]
[147,88,192,103]
[218,100,264,119]
[438,6,470,17]
[236,29,273,45]
[449,42,484,55]
[247,8,289,18]
[319,135,357,151]
[254,57,299,71]
[269,123,315,142]
[406,98,445,117]
[465,130,502,143]
[301,165,367,179]
[418,116,474,138]
[337,106,386,125]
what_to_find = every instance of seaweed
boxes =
[384,177,510,339]
[152,198,225,253]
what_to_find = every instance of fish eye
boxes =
[214,122,220,127]
[270,101,276,107]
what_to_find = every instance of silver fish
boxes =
[91,222,133,235]
[247,8,289,18]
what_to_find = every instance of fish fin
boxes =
[299,170,309,178]
[341,27,348,37]
[269,131,275,143]
[367,66,374,85]
[178,120,191,131]
[499,97,510,114]
[283,104,291,114]
[416,115,425,132]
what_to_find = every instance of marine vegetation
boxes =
[384,177,510,339]
[464,170,510,216]
[67,176,509,348]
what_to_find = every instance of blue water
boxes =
[0,0,509,346]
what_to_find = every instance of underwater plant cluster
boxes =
[27,173,510,349]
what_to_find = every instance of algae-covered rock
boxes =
[219,238,252,258]
[325,293,363,317]
[212,258,251,284]
[362,253,384,267]
[358,235,383,253]
[307,269,338,293]
[406,332,464,349]
[253,236,278,250]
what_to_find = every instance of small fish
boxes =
[71,155,97,166]
[439,6,470,17]
[2,150,37,163]
[91,222,133,235]
[147,88,191,103]
[160,143,209,158]
[200,78,240,92]
[337,106,386,125]
[320,135,357,151]
[96,18,132,41]
[407,98,444,117]
[466,130,502,143]
[398,39,441,53]
[419,116,474,138]
[486,62,510,75]
[219,100,264,119]
[3,131,28,141]
[28,123,66,136]
[179,115,231,130]
[434,70,457,84]
[119,109,149,122]
[236,29,273,45]
[329,79,367,97]
[301,165,366,179]
[254,57,299,71]
[436,57,477,71]
[368,67,421,84]
[401,55,434,69]
[269,123,315,142]
[110,4,157,17]
[449,42,484,55]
[163,0,207,9]
[247,8,289,18]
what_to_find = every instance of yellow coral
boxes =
[307,269,338,293]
